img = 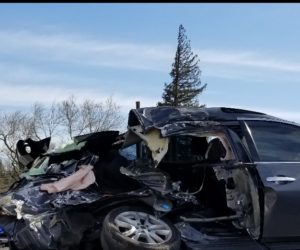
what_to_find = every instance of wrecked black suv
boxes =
[1,106,300,250]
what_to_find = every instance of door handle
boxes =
[266,176,296,184]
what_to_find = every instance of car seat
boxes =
[205,138,226,163]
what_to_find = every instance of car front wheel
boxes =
[101,206,181,250]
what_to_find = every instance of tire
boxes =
[100,206,181,250]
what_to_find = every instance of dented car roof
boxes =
[128,106,284,136]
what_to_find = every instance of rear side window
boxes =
[246,121,300,162]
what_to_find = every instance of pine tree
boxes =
[159,25,207,107]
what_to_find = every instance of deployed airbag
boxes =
[40,165,95,193]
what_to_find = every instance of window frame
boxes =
[241,119,300,163]
[157,129,238,164]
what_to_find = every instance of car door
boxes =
[242,120,300,240]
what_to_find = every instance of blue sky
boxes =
[1,3,300,127]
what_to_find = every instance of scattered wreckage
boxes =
[1,106,300,249]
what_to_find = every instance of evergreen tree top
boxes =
[159,24,207,107]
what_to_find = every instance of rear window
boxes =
[246,121,300,162]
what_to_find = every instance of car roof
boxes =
[129,106,282,126]
[127,106,298,136]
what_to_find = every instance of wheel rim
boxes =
[114,211,172,245]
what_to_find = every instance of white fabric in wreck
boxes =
[40,165,96,193]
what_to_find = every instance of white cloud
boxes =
[0,30,173,72]
[2,30,300,75]
[0,83,157,114]
[205,101,300,124]
[247,108,300,124]
[198,49,300,73]
[0,63,97,86]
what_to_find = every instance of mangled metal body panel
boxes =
[129,125,169,167]
[212,163,261,240]
[0,164,100,217]
[0,131,138,249]
[0,153,102,250]
[128,106,222,137]
[120,165,172,194]
[1,106,300,249]
[125,107,265,242]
